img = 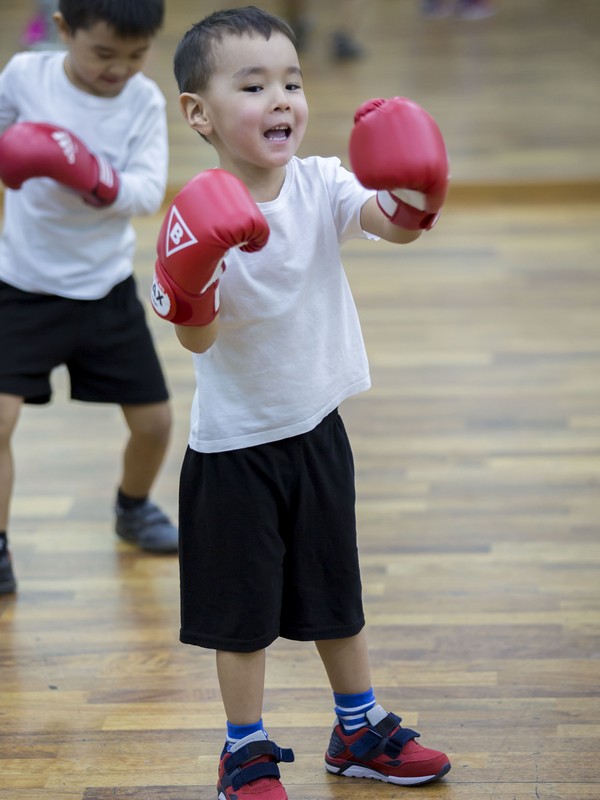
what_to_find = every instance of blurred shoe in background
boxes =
[421,0,497,20]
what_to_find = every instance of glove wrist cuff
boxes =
[376,190,440,231]
[151,259,221,326]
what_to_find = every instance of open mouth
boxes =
[264,125,291,141]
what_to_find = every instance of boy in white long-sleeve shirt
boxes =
[0,0,177,595]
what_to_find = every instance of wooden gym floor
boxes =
[1,1,599,798]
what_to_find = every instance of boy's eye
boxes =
[243,85,263,93]
[286,83,301,91]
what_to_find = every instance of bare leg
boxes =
[330,0,366,59]
[0,394,24,531]
[119,401,172,498]
[335,0,363,32]
[216,649,266,725]
[281,0,312,51]
[316,629,372,694]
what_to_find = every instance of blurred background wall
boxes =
[2,0,598,196]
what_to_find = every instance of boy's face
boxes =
[189,32,308,174]
[55,15,152,98]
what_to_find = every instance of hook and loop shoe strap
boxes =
[223,740,295,792]
[349,713,420,761]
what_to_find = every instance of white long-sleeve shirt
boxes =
[0,50,168,299]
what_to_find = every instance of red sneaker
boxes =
[325,705,450,786]
[218,732,294,800]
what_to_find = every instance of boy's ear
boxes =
[180,93,213,137]
[53,12,71,43]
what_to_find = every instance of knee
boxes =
[125,402,173,446]
[0,396,22,447]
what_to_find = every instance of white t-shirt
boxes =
[0,50,168,299]
[188,155,377,453]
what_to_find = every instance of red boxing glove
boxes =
[349,97,449,230]
[0,121,119,207]
[151,169,270,326]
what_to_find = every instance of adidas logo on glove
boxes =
[51,130,77,164]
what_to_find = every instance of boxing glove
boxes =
[0,121,119,207]
[349,97,449,230]
[151,169,270,326]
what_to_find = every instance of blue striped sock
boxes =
[226,719,266,750]
[333,688,377,733]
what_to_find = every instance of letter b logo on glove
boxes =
[165,205,198,257]
[170,222,185,246]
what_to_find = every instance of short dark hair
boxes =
[58,0,164,37]
[174,5,296,94]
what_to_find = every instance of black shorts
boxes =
[0,277,169,405]
[178,409,365,652]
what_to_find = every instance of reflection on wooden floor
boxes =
[1,0,600,798]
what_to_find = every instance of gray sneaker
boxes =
[115,499,178,553]
[0,549,17,594]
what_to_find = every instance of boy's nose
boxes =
[106,63,130,80]
[271,88,291,111]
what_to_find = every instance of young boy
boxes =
[0,0,177,596]
[151,6,451,798]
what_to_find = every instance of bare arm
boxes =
[360,195,423,244]
[175,318,219,354]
